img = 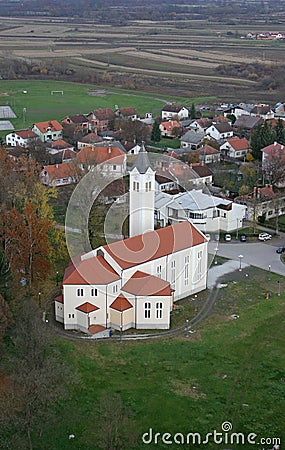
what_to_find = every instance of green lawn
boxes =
[31,266,285,450]
[0,80,216,139]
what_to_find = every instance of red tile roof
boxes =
[162,104,184,113]
[16,129,38,139]
[89,108,115,121]
[199,144,219,155]
[261,142,285,155]
[76,302,99,313]
[110,294,133,312]
[122,271,173,296]
[226,137,250,151]
[160,120,181,131]
[89,324,106,334]
[103,221,206,270]
[42,163,76,180]
[63,255,120,285]
[54,294,64,304]
[79,133,103,144]
[50,139,73,149]
[76,145,125,165]
[118,107,137,116]
[34,120,63,133]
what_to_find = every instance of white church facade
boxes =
[55,147,208,333]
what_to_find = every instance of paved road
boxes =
[208,237,285,276]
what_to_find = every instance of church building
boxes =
[55,147,208,333]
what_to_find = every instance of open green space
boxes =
[0,80,216,138]
[15,266,283,450]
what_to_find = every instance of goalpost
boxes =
[51,90,64,96]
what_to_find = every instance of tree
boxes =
[151,120,161,143]
[274,118,285,144]
[189,103,196,120]
[263,147,285,186]
[0,299,70,450]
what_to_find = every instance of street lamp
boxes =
[38,292,41,307]
[215,247,219,265]
[268,264,271,281]
[238,254,243,271]
[186,319,189,337]
[56,271,59,286]
[120,325,122,343]
[245,273,248,289]
[277,280,281,296]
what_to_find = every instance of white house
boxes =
[55,147,208,334]
[5,129,38,147]
[220,137,251,159]
[40,163,78,187]
[180,129,205,150]
[161,104,189,121]
[206,123,234,141]
[32,120,63,142]
[154,190,246,233]
[76,144,127,177]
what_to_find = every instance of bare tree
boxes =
[263,148,285,186]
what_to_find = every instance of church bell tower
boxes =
[129,144,155,238]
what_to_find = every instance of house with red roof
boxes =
[159,120,181,138]
[87,108,115,133]
[55,147,208,334]
[40,163,78,187]
[32,120,63,142]
[5,129,38,147]
[220,137,251,159]
[76,143,126,177]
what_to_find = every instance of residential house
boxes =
[261,141,285,187]
[76,144,126,177]
[235,185,285,222]
[206,122,234,141]
[77,133,103,150]
[32,120,63,142]
[40,163,78,187]
[159,120,181,138]
[198,144,221,164]
[155,174,178,193]
[56,148,208,333]
[180,129,205,150]
[220,137,251,159]
[5,129,38,147]
[115,107,137,121]
[189,118,213,133]
[62,114,89,134]
[87,108,115,133]
[161,104,189,121]
[46,139,74,154]
[233,115,263,135]
[155,190,246,233]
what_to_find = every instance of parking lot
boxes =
[208,235,285,276]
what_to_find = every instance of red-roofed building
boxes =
[40,162,78,186]
[87,108,116,132]
[55,148,208,333]
[159,120,181,138]
[32,120,63,142]
[220,137,251,159]
[76,144,126,176]
[5,129,39,147]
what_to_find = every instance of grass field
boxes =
[17,266,284,450]
[0,80,215,137]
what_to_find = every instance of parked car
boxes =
[258,232,272,241]
[276,246,285,254]
[240,234,247,242]
[214,234,220,241]
[224,234,231,241]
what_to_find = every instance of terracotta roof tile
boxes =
[79,133,103,144]
[160,120,181,131]
[110,294,133,311]
[15,129,38,139]
[34,120,63,133]
[76,145,125,165]
[54,294,64,304]
[63,255,120,285]
[89,108,115,120]
[76,302,99,313]
[89,324,106,334]
[226,137,250,151]
[122,271,173,296]
[103,221,206,270]
[42,163,76,180]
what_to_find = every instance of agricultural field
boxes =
[1,15,285,101]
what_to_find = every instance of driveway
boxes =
[208,238,285,276]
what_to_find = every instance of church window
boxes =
[157,265,162,278]
[77,288,84,297]
[144,302,151,319]
[133,181,139,191]
[91,288,98,297]
[185,255,189,286]
[197,251,203,281]
[145,181,152,192]
[171,260,176,287]
[112,284,118,294]
[156,302,163,319]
